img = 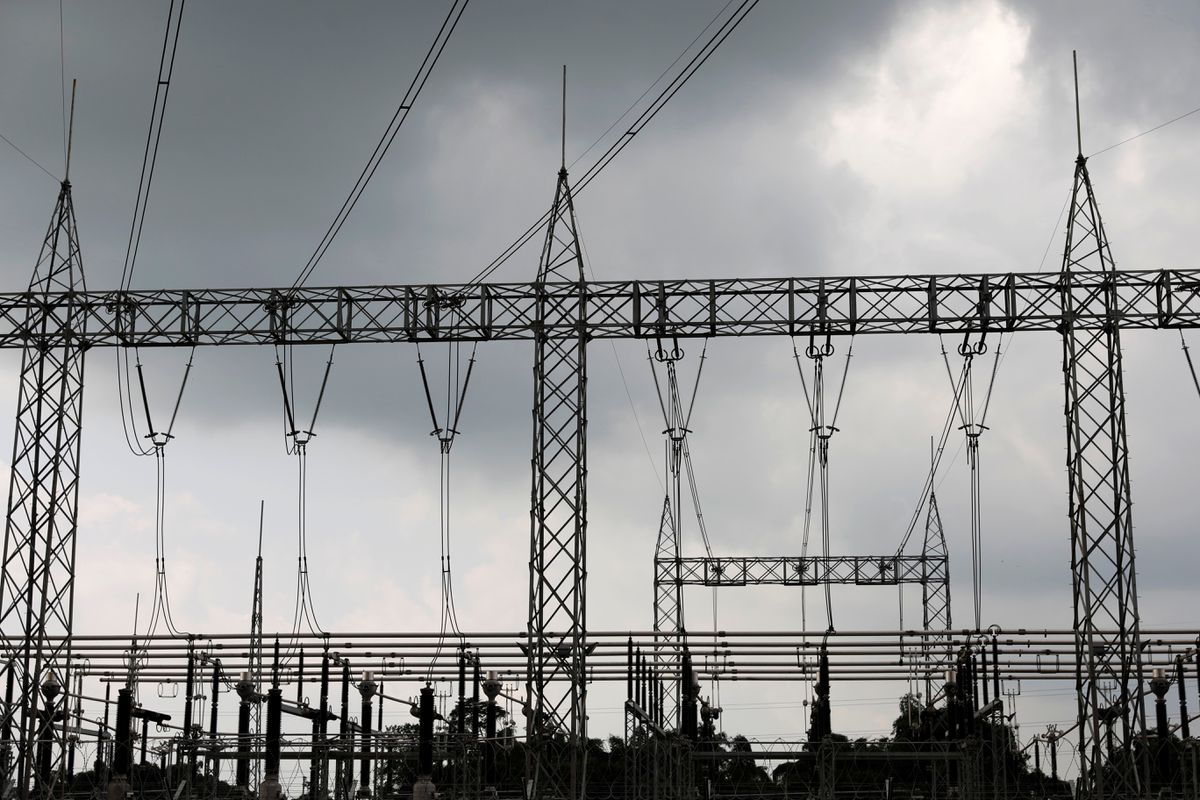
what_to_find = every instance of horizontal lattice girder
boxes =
[1,269,1197,347]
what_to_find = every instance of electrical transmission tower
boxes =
[526,152,589,800]
[1059,57,1145,797]
[0,174,86,800]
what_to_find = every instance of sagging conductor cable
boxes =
[648,339,720,693]
[115,0,188,459]
[275,344,337,642]
[414,326,479,680]
[939,331,1004,632]
[792,334,855,634]
[133,347,196,639]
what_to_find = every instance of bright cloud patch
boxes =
[824,1,1032,195]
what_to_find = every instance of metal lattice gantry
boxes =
[1059,149,1145,796]
[920,492,953,699]
[0,155,1185,799]
[660,554,947,587]
[649,345,709,732]
[0,268,1193,348]
[0,179,87,800]
[526,162,589,800]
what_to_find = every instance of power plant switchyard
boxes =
[0,3,1197,799]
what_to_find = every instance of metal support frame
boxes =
[651,350,695,732]
[1059,154,1145,797]
[662,553,947,587]
[652,496,682,730]
[0,155,1162,799]
[922,492,953,699]
[0,180,86,800]
[526,165,588,800]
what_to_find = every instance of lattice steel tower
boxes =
[1059,55,1145,798]
[526,141,589,798]
[920,492,952,700]
[0,176,87,799]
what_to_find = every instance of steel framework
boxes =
[661,554,948,587]
[650,349,704,732]
[0,155,1179,798]
[0,179,86,800]
[0,268,1193,347]
[526,163,589,800]
[921,492,953,699]
[1059,152,1145,796]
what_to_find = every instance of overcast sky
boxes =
[2,0,1200,783]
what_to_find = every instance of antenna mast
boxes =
[65,80,76,182]
[559,65,564,170]
[1072,51,1082,159]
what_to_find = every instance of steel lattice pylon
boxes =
[652,495,682,730]
[1059,152,1146,798]
[527,165,588,800]
[921,492,953,700]
[0,180,86,800]
[651,350,696,733]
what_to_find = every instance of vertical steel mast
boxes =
[1060,52,1145,799]
[526,67,589,800]
[0,170,87,799]
[249,505,265,789]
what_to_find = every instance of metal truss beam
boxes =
[659,554,947,587]
[0,268,1195,349]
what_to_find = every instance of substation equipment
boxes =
[0,125,1196,800]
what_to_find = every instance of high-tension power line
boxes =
[465,0,761,287]
[291,0,470,290]
[0,132,57,181]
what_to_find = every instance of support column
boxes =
[356,672,374,798]
[921,493,953,701]
[0,179,87,800]
[527,162,588,800]
[1059,146,1145,798]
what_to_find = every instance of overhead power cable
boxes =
[791,334,855,634]
[414,324,479,680]
[116,0,188,458]
[894,362,971,557]
[939,332,1004,631]
[274,344,337,643]
[134,348,196,639]
[465,0,761,287]
[119,0,186,292]
[1089,102,1200,159]
[291,0,471,290]
[0,132,58,181]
